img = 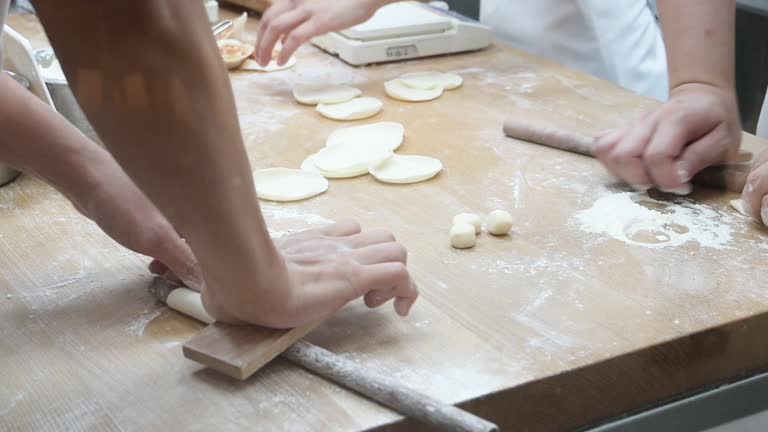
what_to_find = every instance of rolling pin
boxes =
[148,278,499,432]
[503,118,751,193]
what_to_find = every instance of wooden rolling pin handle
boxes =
[284,340,499,432]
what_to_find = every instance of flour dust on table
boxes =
[573,190,734,249]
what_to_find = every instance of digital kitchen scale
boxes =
[311,2,491,66]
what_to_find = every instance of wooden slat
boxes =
[183,321,317,379]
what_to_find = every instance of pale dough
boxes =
[384,79,443,102]
[453,213,481,234]
[486,210,513,235]
[326,122,404,151]
[252,168,328,201]
[450,223,476,249]
[312,142,393,177]
[316,97,383,120]
[167,287,215,324]
[293,84,362,105]
[301,152,368,178]
[730,199,750,217]
[400,71,463,90]
[217,39,254,69]
[369,154,442,184]
[240,56,296,72]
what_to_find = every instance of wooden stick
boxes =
[503,118,751,193]
[284,340,499,432]
[149,278,499,432]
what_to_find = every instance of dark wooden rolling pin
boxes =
[149,278,499,432]
[503,118,751,193]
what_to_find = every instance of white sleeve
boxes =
[0,0,10,67]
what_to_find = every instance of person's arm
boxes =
[594,0,741,195]
[0,72,200,287]
[255,0,400,66]
[31,0,417,328]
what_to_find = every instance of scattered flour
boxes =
[262,204,333,225]
[125,308,162,336]
[574,191,733,249]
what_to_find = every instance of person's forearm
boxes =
[658,0,736,91]
[32,1,284,319]
[0,73,108,210]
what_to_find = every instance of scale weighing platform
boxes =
[311,2,491,66]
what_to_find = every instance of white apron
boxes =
[480,0,669,100]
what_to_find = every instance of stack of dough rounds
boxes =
[384,79,443,102]
[293,84,362,105]
[301,122,405,178]
[252,168,328,201]
[369,154,442,184]
[384,71,463,102]
[316,97,383,120]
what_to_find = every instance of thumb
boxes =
[152,233,203,292]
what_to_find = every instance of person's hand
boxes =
[594,83,742,194]
[200,221,418,328]
[69,163,202,291]
[255,0,389,66]
[741,150,768,224]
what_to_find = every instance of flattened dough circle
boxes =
[312,142,393,177]
[301,152,366,178]
[252,168,328,201]
[400,71,463,90]
[316,97,383,120]
[384,79,443,102]
[293,84,362,105]
[369,154,443,184]
[326,122,404,151]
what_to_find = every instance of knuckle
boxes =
[284,33,303,49]
[643,149,673,165]
[390,262,409,281]
[607,150,630,166]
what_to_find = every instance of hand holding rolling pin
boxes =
[594,2,742,197]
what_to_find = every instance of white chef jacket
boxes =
[480,0,669,100]
[0,0,8,67]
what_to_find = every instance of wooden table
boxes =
[4,9,768,432]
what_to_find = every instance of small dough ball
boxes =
[452,213,481,234]
[450,223,476,249]
[486,210,513,235]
